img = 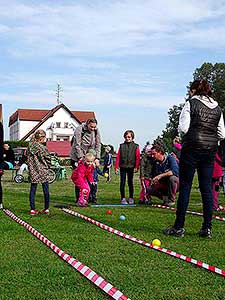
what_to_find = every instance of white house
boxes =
[9,103,96,142]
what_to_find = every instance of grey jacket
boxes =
[70,123,101,162]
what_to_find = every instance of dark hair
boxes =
[123,130,135,139]
[86,118,97,125]
[190,80,212,97]
[151,144,165,154]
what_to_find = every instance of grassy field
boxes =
[0,169,225,300]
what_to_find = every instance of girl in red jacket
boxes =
[71,153,95,206]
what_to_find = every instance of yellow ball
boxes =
[152,239,161,247]
[104,173,109,178]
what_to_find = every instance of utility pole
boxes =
[56,83,62,105]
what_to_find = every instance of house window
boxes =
[56,122,61,128]
[64,122,68,128]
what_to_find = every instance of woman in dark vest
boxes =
[164,80,225,238]
[115,130,140,204]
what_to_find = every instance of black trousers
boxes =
[89,183,98,203]
[0,176,2,204]
[120,167,134,199]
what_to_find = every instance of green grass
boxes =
[1,169,225,300]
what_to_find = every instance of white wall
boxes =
[9,107,81,141]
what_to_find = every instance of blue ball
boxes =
[119,215,126,221]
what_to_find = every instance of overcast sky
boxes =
[1,0,225,149]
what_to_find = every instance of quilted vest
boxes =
[182,98,221,151]
[119,142,138,168]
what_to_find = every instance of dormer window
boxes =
[56,122,61,128]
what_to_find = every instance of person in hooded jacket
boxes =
[164,80,225,238]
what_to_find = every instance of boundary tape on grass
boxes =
[91,204,137,207]
[62,208,225,277]
[3,209,130,300]
[151,204,225,222]
[90,203,225,222]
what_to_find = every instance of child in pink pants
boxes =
[212,152,223,211]
[71,153,95,206]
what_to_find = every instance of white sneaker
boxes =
[0,203,3,209]
[121,198,128,205]
[128,198,134,205]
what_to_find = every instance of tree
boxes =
[154,104,184,152]
[192,62,225,111]
[155,62,225,150]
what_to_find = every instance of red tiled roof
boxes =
[9,109,49,126]
[71,111,95,123]
[9,106,96,127]
[46,141,71,157]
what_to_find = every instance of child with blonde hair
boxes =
[71,152,95,206]
[27,129,52,215]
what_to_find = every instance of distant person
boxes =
[103,146,113,182]
[70,118,101,202]
[87,148,106,204]
[171,136,182,163]
[71,152,95,206]
[164,80,225,238]
[115,130,140,204]
[27,130,52,215]
[147,144,179,206]
[17,149,28,176]
[139,144,153,204]
[219,139,225,195]
[0,122,4,209]
[3,143,15,169]
[212,151,224,211]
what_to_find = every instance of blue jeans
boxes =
[29,182,50,210]
[174,149,215,230]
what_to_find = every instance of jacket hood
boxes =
[192,95,219,109]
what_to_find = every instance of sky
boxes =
[1,0,225,150]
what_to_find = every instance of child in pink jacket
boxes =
[212,152,223,211]
[71,153,95,206]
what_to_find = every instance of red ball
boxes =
[106,210,112,215]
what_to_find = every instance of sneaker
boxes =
[30,209,39,216]
[138,200,145,204]
[199,228,212,238]
[77,201,88,207]
[145,200,152,205]
[162,196,169,205]
[121,198,128,205]
[128,198,134,205]
[0,203,3,209]
[42,209,50,215]
[219,205,225,211]
[163,226,185,237]
[167,200,175,207]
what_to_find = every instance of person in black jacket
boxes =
[3,143,15,169]
[164,80,225,238]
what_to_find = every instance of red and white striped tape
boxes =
[151,204,225,222]
[62,208,225,277]
[3,209,130,300]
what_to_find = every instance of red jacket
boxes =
[71,159,94,189]
[212,152,223,178]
